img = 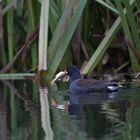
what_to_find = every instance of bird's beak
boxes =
[63,70,68,75]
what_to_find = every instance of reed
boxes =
[0,0,140,78]
[26,0,38,69]
[6,0,14,62]
[38,0,49,71]
[115,0,140,71]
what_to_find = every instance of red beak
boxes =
[64,70,68,75]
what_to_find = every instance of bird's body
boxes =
[69,78,119,94]
[67,65,120,94]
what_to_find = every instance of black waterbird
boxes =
[65,65,120,94]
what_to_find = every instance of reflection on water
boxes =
[0,80,44,140]
[1,80,140,140]
[39,87,53,140]
[50,85,140,140]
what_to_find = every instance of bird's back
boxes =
[69,79,119,94]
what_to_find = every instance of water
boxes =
[0,79,140,140]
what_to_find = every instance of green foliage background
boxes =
[0,0,140,78]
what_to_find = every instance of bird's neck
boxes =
[69,74,81,84]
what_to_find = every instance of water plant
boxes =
[0,0,140,79]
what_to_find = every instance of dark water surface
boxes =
[0,79,140,140]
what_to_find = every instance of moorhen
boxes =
[65,65,120,94]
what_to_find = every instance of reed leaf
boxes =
[47,0,87,77]
[82,0,136,75]
[0,6,6,66]
[7,0,14,61]
[135,0,140,15]
[115,1,132,42]
[82,17,121,75]
[49,0,60,34]
[27,0,38,68]
[48,0,75,65]
[116,0,140,71]
[123,1,140,52]
[0,73,36,80]
[124,1,140,45]
[56,0,66,12]
[95,0,119,15]
[115,0,139,71]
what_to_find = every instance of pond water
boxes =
[0,79,140,140]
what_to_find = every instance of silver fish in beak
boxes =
[50,70,69,85]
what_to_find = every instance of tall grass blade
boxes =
[0,73,36,80]
[7,0,14,61]
[49,0,60,34]
[0,6,3,51]
[82,0,136,75]
[82,17,121,75]
[27,0,38,68]
[115,0,139,71]
[135,0,140,13]
[123,0,140,52]
[47,0,87,77]
[95,0,119,14]
[115,1,140,71]
[48,0,75,65]
[0,6,6,66]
